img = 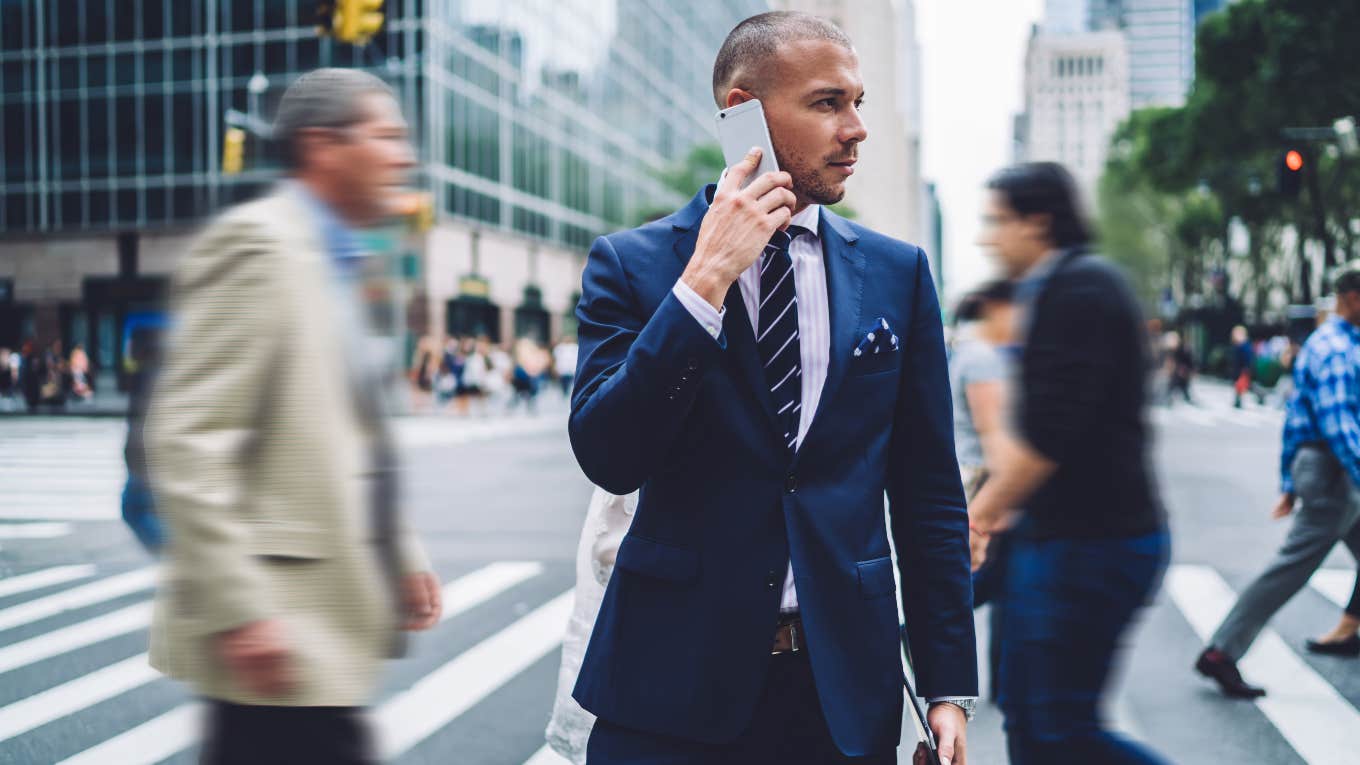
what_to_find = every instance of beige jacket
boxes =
[145,187,429,707]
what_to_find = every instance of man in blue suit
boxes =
[570,12,976,764]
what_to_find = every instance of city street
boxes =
[1,384,1359,764]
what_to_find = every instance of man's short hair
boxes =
[712,12,853,107]
[1333,260,1360,295]
[273,68,396,170]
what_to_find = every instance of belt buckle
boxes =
[771,619,801,655]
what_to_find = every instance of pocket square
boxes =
[853,317,899,357]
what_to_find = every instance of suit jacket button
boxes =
[785,475,797,493]
[766,571,779,588]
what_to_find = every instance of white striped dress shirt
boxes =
[672,203,827,612]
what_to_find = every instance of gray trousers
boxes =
[1211,445,1360,660]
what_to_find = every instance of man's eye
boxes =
[817,98,836,108]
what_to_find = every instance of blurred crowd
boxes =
[0,339,94,412]
[405,334,578,415]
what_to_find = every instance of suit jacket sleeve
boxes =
[569,235,728,495]
[885,247,978,698]
[145,217,282,637]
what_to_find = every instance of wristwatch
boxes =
[930,698,977,722]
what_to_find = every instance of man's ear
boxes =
[293,127,334,171]
[724,88,755,109]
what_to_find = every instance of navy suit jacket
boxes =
[569,186,977,756]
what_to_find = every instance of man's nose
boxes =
[841,108,868,145]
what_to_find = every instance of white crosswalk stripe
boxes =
[0,567,155,632]
[11,562,546,763]
[1309,568,1355,610]
[0,565,95,599]
[0,415,566,521]
[0,556,1356,764]
[0,523,73,540]
[1165,564,1360,765]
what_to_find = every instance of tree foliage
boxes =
[1098,0,1360,320]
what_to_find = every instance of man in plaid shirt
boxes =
[1195,262,1360,698]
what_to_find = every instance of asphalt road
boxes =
[1,383,1357,764]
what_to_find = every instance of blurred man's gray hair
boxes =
[1334,260,1360,295]
[273,68,396,169]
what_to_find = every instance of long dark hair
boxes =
[985,162,1092,250]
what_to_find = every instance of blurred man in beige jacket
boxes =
[146,68,440,765]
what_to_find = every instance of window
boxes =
[116,189,138,224]
[84,97,109,171]
[56,99,82,179]
[1,104,29,183]
[143,0,166,39]
[143,97,166,174]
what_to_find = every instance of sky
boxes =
[916,0,1045,304]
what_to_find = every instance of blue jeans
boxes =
[121,474,165,554]
[997,528,1170,765]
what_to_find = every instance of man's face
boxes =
[730,39,867,209]
[977,190,1048,279]
[1337,289,1360,325]
[319,92,415,224]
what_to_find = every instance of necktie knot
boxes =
[767,225,811,254]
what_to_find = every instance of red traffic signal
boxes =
[1285,149,1304,172]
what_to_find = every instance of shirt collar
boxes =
[289,180,366,265]
[1329,315,1360,344]
[1020,248,1063,284]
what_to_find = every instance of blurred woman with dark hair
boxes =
[950,279,1017,700]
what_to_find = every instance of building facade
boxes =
[0,0,768,392]
[1017,27,1131,200]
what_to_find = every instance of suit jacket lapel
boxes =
[799,209,864,455]
[671,186,784,439]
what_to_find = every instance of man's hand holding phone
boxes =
[681,147,796,310]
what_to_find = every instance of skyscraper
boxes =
[1016,25,1131,199]
[1123,0,1195,108]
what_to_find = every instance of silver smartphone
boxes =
[715,100,779,190]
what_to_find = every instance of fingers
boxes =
[230,643,293,696]
[743,168,794,200]
[723,147,763,190]
[913,743,928,765]
[402,572,442,631]
[754,186,798,215]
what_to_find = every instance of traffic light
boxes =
[222,127,246,175]
[333,0,384,45]
[1278,149,1304,199]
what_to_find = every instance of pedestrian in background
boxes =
[1163,330,1195,405]
[68,343,92,401]
[122,327,165,554]
[545,488,638,764]
[145,68,440,765]
[553,335,578,398]
[1196,262,1360,697]
[949,279,1017,701]
[1231,325,1265,408]
[1306,565,1360,657]
[968,162,1170,765]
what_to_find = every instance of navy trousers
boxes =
[586,650,896,765]
[997,528,1171,765]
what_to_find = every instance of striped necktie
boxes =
[757,225,810,454]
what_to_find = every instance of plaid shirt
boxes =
[1280,316,1360,493]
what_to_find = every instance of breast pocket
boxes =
[247,522,331,561]
[848,348,901,377]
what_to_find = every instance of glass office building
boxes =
[0,0,768,378]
